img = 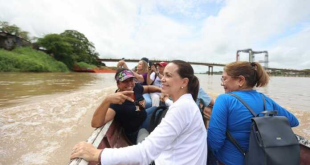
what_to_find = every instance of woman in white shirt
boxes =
[71,60,207,165]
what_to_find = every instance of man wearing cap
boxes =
[91,68,161,144]
[146,62,167,106]
[147,62,167,87]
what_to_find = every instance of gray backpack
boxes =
[227,93,300,165]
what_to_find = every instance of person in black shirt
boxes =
[91,68,161,144]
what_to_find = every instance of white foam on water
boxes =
[0,86,115,165]
[21,80,45,86]
[303,128,310,136]
[16,141,61,165]
[57,126,74,136]
[0,81,16,85]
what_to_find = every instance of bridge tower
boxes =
[207,66,213,75]
[236,49,269,69]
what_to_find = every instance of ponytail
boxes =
[254,62,269,87]
[188,75,199,101]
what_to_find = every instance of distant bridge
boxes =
[98,58,309,75]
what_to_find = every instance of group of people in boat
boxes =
[70,58,299,165]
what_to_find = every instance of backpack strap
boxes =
[226,131,246,156]
[150,72,157,85]
[225,93,259,156]
[227,93,257,117]
[262,94,266,111]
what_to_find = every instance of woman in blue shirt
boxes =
[207,61,299,165]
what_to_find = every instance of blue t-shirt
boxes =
[207,90,299,165]
[196,87,212,108]
[110,83,146,134]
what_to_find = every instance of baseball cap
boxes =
[141,57,149,64]
[115,69,136,82]
[157,62,168,67]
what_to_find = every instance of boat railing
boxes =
[297,134,310,148]
[68,121,113,165]
[68,120,310,165]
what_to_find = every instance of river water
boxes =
[0,73,309,165]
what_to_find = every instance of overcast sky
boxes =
[1,0,310,71]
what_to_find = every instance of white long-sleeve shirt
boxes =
[165,98,173,107]
[101,94,207,165]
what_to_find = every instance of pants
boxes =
[143,93,152,109]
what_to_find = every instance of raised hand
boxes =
[116,60,128,69]
[160,93,169,102]
[203,106,212,120]
[151,65,157,72]
[106,91,134,104]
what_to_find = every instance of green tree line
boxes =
[1,21,103,71]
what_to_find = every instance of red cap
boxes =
[157,62,167,67]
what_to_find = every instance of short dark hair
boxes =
[141,57,149,63]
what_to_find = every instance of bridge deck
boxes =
[98,58,309,73]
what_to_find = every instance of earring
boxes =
[181,87,184,89]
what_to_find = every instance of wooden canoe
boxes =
[69,120,310,165]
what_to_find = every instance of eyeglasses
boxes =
[221,76,239,85]
[221,77,230,83]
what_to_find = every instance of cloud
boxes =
[269,27,310,69]
[0,0,309,70]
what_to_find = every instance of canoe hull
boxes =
[70,121,310,165]
[88,121,131,165]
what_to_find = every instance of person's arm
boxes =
[266,96,299,127]
[147,71,155,85]
[160,93,173,106]
[116,60,129,69]
[143,85,161,94]
[91,91,134,128]
[208,98,215,107]
[157,72,164,80]
[132,71,145,83]
[203,98,214,122]
[203,106,212,129]
[207,95,229,153]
